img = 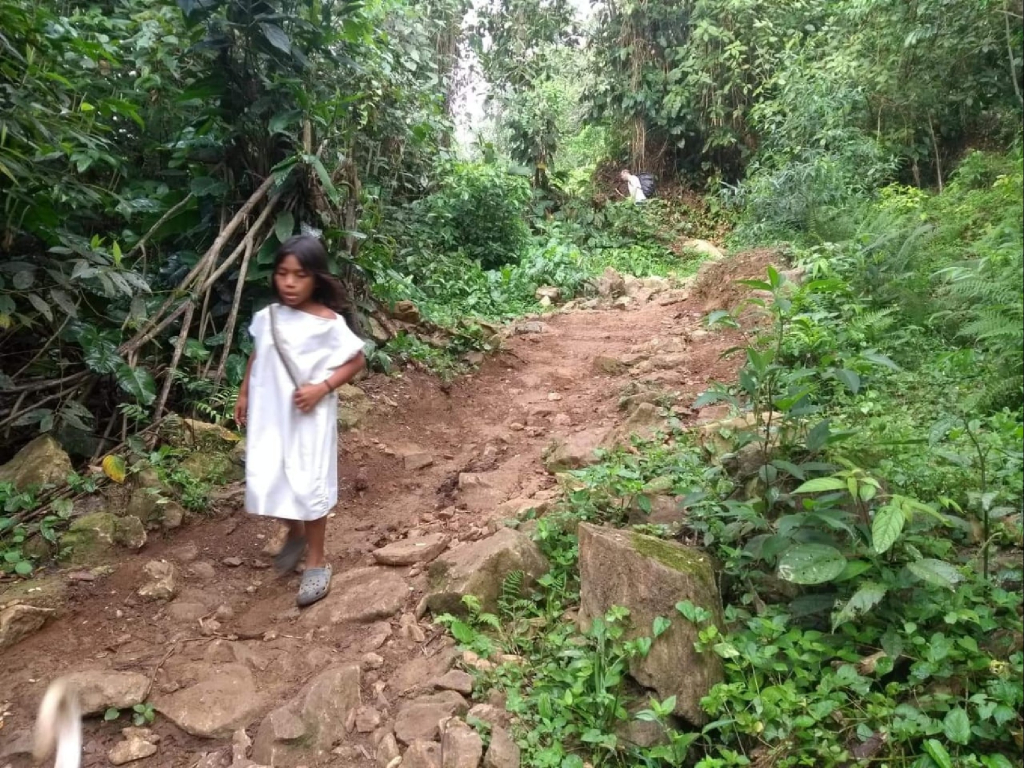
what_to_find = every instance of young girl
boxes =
[234,235,366,607]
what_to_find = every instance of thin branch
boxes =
[1005,0,1024,107]
[214,236,257,387]
[127,193,195,259]
[153,300,196,421]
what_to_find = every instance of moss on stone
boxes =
[631,531,713,586]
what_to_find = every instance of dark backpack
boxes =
[637,172,656,198]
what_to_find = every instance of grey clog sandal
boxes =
[297,564,332,607]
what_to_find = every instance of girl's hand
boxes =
[294,383,330,413]
[233,393,248,427]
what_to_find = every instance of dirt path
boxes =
[0,263,763,767]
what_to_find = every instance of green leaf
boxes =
[871,504,905,554]
[835,368,861,394]
[793,477,847,494]
[922,739,953,768]
[861,350,900,371]
[84,340,122,374]
[652,616,671,637]
[190,176,226,197]
[26,292,53,322]
[104,707,120,721]
[777,543,847,585]
[907,558,963,590]
[259,23,292,54]
[302,154,341,206]
[942,706,971,745]
[14,559,33,576]
[805,419,831,452]
[449,620,476,644]
[49,288,77,318]
[831,582,887,630]
[116,363,156,406]
[275,211,295,244]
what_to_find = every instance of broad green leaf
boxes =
[652,616,671,638]
[871,504,905,554]
[831,581,888,630]
[921,739,953,768]
[862,351,900,371]
[835,368,861,394]
[104,708,120,721]
[102,455,127,484]
[907,558,963,590]
[942,706,971,745]
[793,477,847,494]
[275,211,295,243]
[777,543,847,585]
[259,23,292,54]
[805,419,831,452]
[84,340,123,374]
[14,559,33,576]
[116,363,156,406]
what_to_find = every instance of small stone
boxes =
[373,533,448,566]
[400,613,427,643]
[403,740,442,768]
[361,652,384,670]
[375,734,401,768]
[355,706,382,733]
[440,718,483,768]
[467,703,511,730]
[138,560,178,601]
[162,502,185,530]
[433,669,473,695]
[484,726,521,768]
[108,734,158,766]
[190,561,216,581]
[0,603,53,650]
[404,451,435,471]
[221,556,243,568]
[547,392,562,401]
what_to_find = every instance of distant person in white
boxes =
[620,169,647,204]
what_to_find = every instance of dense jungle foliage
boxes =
[1,0,1022,764]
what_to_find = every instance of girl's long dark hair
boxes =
[272,235,361,334]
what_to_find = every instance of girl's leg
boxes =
[304,516,328,569]
[285,519,305,540]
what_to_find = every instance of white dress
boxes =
[244,305,364,521]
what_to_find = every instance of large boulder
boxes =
[62,670,151,715]
[252,663,361,765]
[394,691,468,745]
[577,524,724,725]
[300,567,407,626]
[542,428,610,473]
[681,239,724,260]
[425,529,548,616]
[484,726,521,768]
[154,662,265,738]
[62,511,117,565]
[0,435,72,491]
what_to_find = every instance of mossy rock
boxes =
[577,523,724,725]
[337,385,371,431]
[0,435,72,492]
[62,512,118,566]
[160,415,240,452]
[178,452,243,484]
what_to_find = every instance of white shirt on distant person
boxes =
[624,173,647,203]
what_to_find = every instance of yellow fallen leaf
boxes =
[102,455,127,484]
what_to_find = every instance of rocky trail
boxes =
[0,253,778,768]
